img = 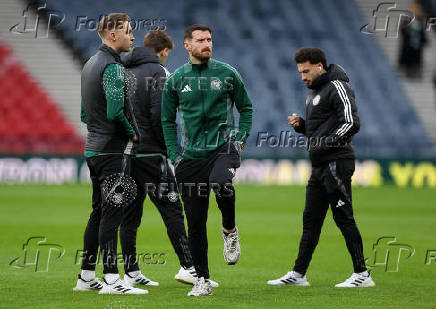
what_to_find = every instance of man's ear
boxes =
[183,41,190,52]
[108,30,117,42]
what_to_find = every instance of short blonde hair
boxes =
[97,13,130,39]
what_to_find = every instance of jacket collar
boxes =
[184,58,217,72]
[99,44,121,63]
[123,46,160,67]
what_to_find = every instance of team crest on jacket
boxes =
[210,78,222,90]
[312,94,321,106]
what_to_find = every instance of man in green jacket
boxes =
[161,24,253,296]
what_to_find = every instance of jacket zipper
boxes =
[199,68,207,150]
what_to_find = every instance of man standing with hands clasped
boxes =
[268,47,375,288]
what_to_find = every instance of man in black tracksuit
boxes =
[268,47,375,288]
[122,30,218,287]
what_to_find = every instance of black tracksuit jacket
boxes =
[123,46,168,155]
[294,64,360,167]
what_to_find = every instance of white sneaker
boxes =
[223,227,241,265]
[124,272,159,287]
[187,277,212,296]
[267,271,310,286]
[335,271,375,288]
[174,266,219,287]
[73,274,103,291]
[99,278,148,294]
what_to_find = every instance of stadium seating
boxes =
[27,0,436,157]
[0,42,84,155]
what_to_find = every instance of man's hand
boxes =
[173,156,184,170]
[288,114,301,129]
[131,135,138,142]
[235,140,245,150]
[232,140,244,156]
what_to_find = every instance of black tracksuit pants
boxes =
[123,155,193,272]
[81,154,129,274]
[175,143,241,279]
[293,159,367,275]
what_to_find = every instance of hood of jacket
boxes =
[123,46,160,67]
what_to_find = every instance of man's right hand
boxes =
[288,114,301,129]
[131,135,138,142]
[173,156,184,170]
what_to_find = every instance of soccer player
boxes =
[268,47,375,288]
[161,24,253,296]
[122,30,217,288]
[73,13,148,295]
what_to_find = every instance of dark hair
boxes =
[294,47,327,69]
[97,13,130,38]
[144,30,174,53]
[183,24,212,41]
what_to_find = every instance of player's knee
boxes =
[187,221,207,234]
[209,181,234,197]
[333,215,356,229]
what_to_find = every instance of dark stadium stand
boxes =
[0,42,84,155]
[12,0,435,158]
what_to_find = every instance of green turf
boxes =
[0,184,435,308]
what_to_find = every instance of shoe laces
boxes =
[192,277,205,292]
[185,266,197,277]
[345,273,361,283]
[283,271,301,280]
[90,277,103,288]
[279,271,293,280]
[226,233,239,251]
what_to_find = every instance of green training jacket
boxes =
[161,58,253,164]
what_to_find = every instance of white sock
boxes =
[81,270,95,281]
[358,270,369,277]
[128,270,141,278]
[292,270,303,278]
[105,273,120,284]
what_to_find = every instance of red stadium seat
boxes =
[0,41,83,155]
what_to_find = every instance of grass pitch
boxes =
[0,184,435,308]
